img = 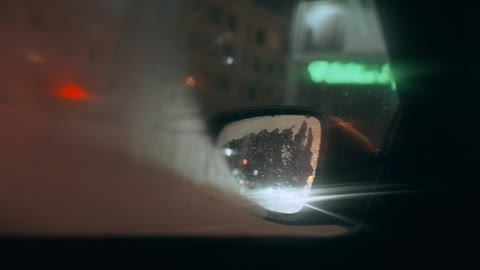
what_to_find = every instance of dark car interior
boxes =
[0,0,471,267]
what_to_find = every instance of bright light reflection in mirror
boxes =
[217,115,321,214]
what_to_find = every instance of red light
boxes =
[57,84,91,101]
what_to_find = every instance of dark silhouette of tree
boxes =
[223,120,315,190]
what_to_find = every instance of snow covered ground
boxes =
[0,109,347,237]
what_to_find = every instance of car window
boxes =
[0,0,397,236]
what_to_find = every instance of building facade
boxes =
[0,0,290,120]
[182,0,290,116]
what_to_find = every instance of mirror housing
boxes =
[207,106,380,226]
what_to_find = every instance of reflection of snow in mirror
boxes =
[244,186,311,214]
[217,115,321,214]
[281,144,293,165]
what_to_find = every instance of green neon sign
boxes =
[307,61,396,91]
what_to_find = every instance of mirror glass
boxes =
[217,115,322,214]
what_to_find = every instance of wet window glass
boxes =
[0,0,396,236]
[183,0,398,146]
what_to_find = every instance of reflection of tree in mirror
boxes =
[224,120,314,189]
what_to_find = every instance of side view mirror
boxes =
[208,106,380,226]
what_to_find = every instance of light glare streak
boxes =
[238,182,419,217]
[304,204,359,225]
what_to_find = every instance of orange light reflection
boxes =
[328,115,379,153]
[185,76,195,88]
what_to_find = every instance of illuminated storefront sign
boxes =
[307,61,397,91]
